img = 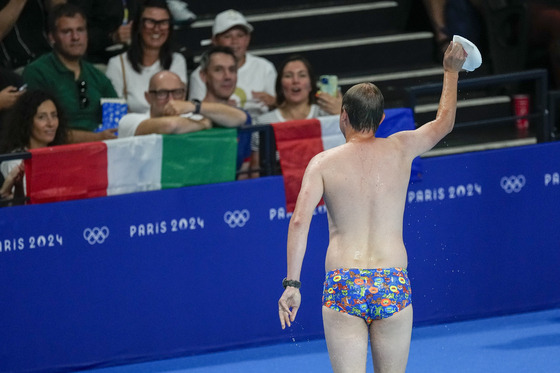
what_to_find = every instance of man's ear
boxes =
[340,108,349,123]
[380,113,386,125]
[48,33,55,47]
[144,91,152,105]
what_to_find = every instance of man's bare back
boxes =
[317,135,412,272]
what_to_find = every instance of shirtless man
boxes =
[278,42,466,373]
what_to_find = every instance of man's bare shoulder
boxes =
[386,129,426,158]
[309,143,349,166]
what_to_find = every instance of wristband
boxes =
[191,99,201,114]
[282,278,301,289]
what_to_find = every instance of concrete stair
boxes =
[176,0,542,150]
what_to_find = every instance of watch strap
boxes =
[191,99,201,114]
[282,278,301,289]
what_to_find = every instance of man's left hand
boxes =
[163,100,194,116]
[278,286,301,329]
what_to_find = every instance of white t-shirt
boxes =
[188,53,276,118]
[106,52,187,114]
[118,112,150,138]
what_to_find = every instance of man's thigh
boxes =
[369,304,413,373]
[322,306,369,373]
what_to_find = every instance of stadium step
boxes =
[184,2,408,54]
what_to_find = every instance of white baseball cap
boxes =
[212,9,253,36]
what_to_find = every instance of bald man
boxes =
[118,70,248,138]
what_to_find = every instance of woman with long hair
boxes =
[249,55,342,176]
[0,89,68,202]
[105,0,187,113]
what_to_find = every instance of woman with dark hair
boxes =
[105,0,187,113]
[0,89,68,201]
[249,55,341,176]
[260,55,329,123]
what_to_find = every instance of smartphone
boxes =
[18,84,27,91]
[318,75,338,97]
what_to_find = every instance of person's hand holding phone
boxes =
[0,85,24,110]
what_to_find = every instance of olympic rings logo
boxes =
[83,226,110,245]
[224,210,250,228]
[500,175,526,193]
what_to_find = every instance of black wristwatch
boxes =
[191,99,201,114]
[282,278,301,289]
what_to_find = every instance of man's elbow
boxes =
[289,211,310,230]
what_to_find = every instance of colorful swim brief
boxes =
[322,267,412,324]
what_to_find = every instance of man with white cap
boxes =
[188,9,277,118]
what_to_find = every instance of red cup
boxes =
[513,94,530,130]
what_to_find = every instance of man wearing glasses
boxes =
[117,66,248,138]
[117,70,209,138]
[22,3,118,143]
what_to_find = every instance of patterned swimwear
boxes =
[322,267,412,325]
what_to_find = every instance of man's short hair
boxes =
[48,3,87,33]
[342,83,385,133]
[199,45,238,72]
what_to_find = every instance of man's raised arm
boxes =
[395,41,466,157]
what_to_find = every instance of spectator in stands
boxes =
[249,55,341,177]
[118,70,209,137]
[258,55,340,124]
[23,3,119,143]
[197,46,251,126]
[106,0,187,114]
[68,0,141,64]
[0,89,68,202]
[0,0,64,71]
[188,9,276,119]
[197,45,253,176]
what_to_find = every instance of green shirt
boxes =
[23,52,117,132]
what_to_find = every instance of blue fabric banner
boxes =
[1,142,560,372]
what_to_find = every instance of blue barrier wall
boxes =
[1,142,560,372]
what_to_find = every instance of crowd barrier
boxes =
[1,141,560,372]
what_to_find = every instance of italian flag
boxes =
[24,129,238,204]
[272,109,421,212]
